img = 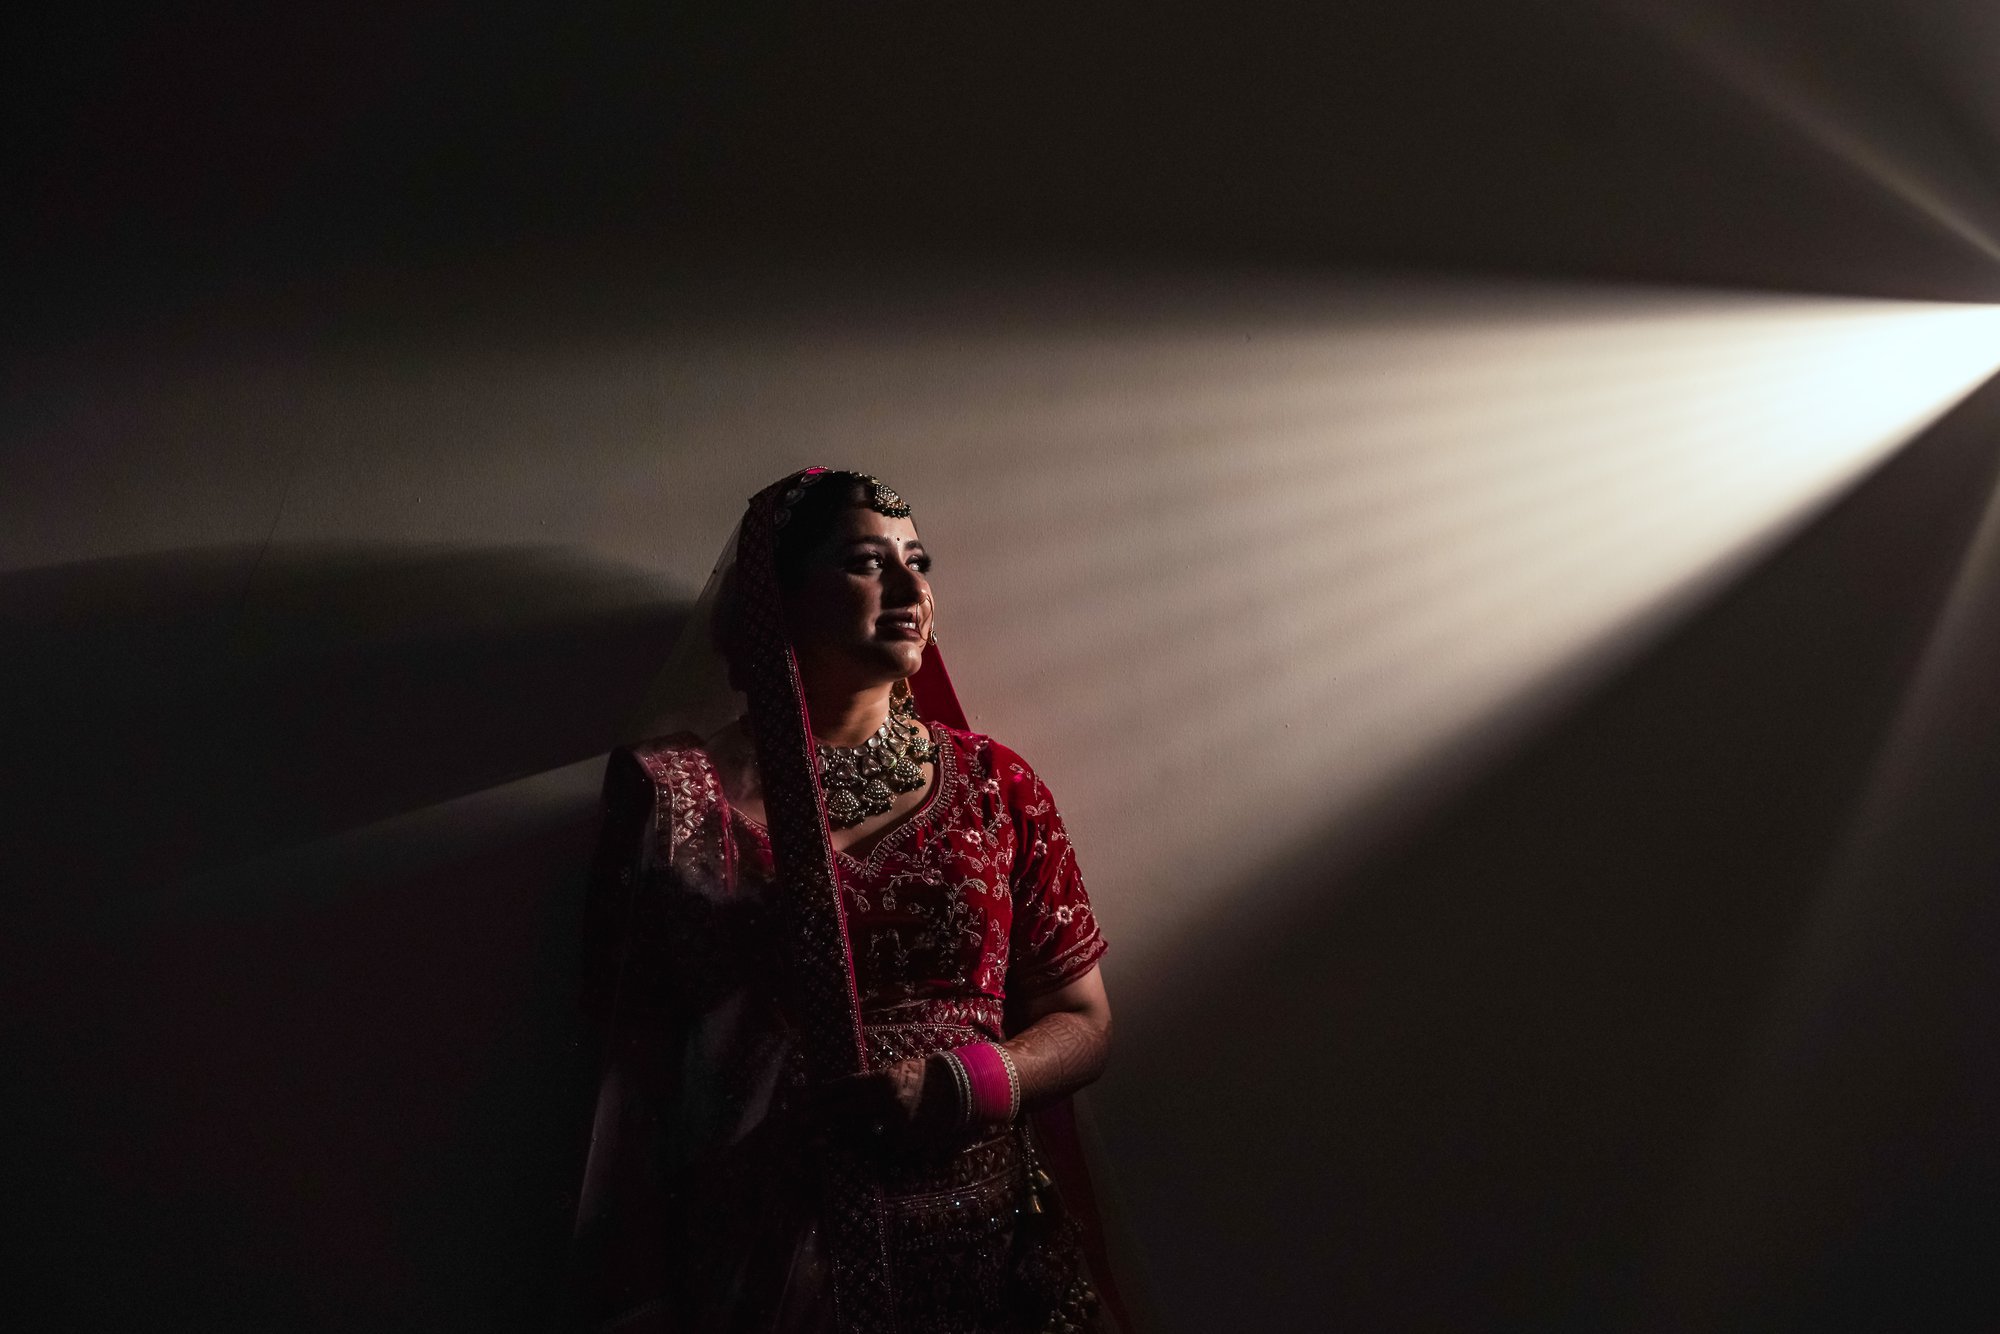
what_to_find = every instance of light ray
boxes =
[1623,0,2000,264]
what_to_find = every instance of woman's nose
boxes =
[885,564,926,605]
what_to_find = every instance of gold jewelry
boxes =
[993,1042,1021,1122]
[939,1048,975,1131]
[813,691,936,828]
[772,468,911,528]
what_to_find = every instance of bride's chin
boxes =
[846,642,922,682]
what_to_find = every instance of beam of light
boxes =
[804,275,2000,1005]
[1622,0,2000,265]
[18,269,2000,991]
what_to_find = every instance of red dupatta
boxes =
[729,471,896,1329]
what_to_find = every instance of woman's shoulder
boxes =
[925,719,996,765]
[925,721,1044,790]
[620,730,712,763]
[614,731,723,793]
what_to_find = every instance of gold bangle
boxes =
[992,1042,1021,1123]
[940,1049,975,1131]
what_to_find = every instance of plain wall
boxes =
[9,1,2000,1329]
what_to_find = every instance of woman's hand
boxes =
[809,1056,958,1152]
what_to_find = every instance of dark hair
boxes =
[772,470,912,588]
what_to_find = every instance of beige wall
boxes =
[9,263,2000,1328]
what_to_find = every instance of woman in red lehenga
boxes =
[571,468,1126,1333]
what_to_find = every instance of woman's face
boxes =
[783,505,935,693]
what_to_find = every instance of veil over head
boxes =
[627,467,970,783]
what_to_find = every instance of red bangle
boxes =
[946,1041,1020,1129]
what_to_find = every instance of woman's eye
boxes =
[846,552,930,574]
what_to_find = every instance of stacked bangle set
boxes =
[938,1040,1021,1131]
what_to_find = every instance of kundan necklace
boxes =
[813,691,936,828]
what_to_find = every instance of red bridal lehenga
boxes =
[571,470,1122,1334]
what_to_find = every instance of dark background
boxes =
[7,1,2000,1329]
[12,0,2000,322]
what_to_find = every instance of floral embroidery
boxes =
[703,724,1107,1019]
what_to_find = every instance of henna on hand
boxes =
[1000,1010,1110,1110]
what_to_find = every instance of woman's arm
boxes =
[814,966,1112,1146]
[1000,963,1112,1111]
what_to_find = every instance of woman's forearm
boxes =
[887,968,1112,1140]
[999,964,1113,1111]
[999,1007,1110,1111]
[840,964,1114,1144]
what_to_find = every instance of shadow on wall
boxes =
[0,543,686,898]
[1098,372,2000,1334]
[0,544,690,1330]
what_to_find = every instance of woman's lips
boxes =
[877,617,924,640]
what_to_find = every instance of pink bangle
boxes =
[945,1041,1020,1129]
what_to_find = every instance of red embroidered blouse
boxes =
[632,721,1107,1049]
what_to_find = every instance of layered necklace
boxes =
[814,691,937,828]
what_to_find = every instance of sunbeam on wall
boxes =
[677,275,2000,1005]
[1623,0,2000,268]
[8,266,2000,1330]
[12,271,2000,984]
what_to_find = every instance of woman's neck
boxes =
[804,681,896,746]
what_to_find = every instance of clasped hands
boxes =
[806,1054,963,1153]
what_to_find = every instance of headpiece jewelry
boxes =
[862,474,911,517]
[771,467,911,528]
